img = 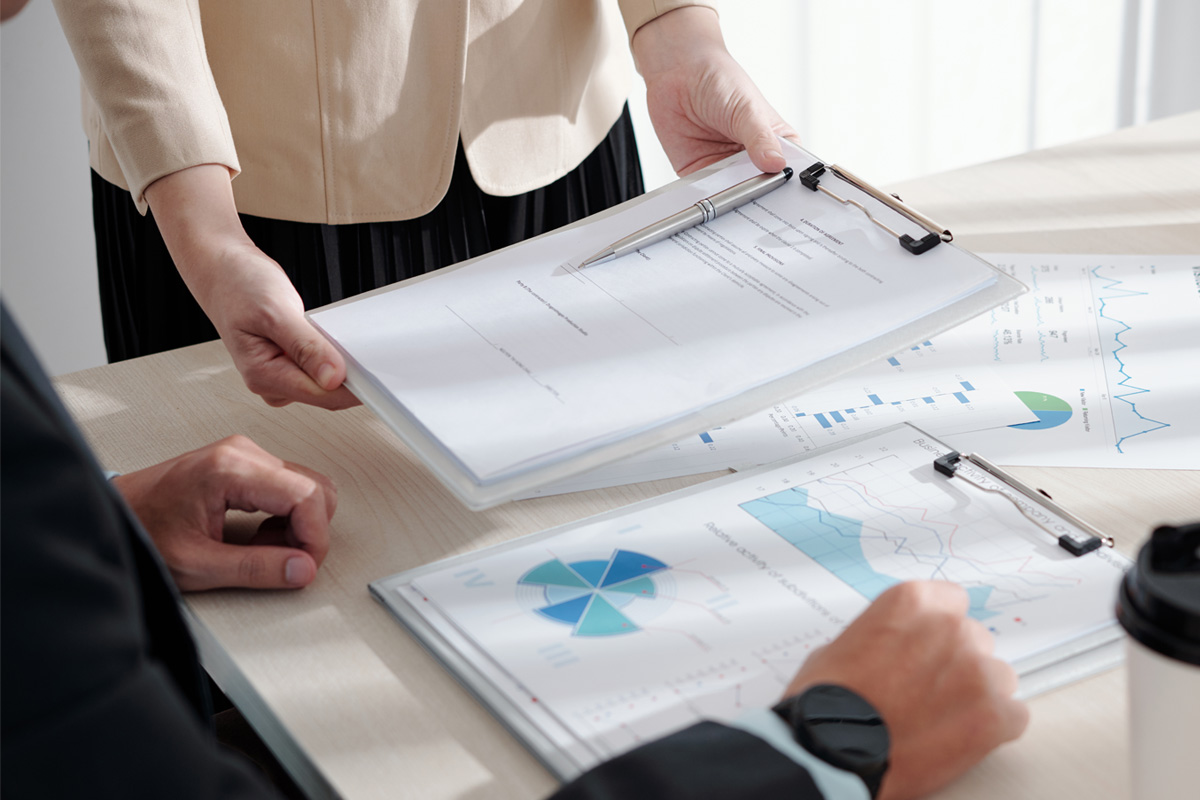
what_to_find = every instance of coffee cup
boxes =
[1116,522,1200,800]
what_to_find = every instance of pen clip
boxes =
[798,162,953,255]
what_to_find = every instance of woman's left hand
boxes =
[632,6,800,176]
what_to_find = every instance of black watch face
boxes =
[792,684,890,793]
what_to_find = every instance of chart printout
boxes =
[942,254,1200,469]
[310,144,998,484]
[397,426,1128,767]
[525,343,1035,496]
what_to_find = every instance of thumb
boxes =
[738,116,787,173]
[728,93,789,173]
[186,539,319,590]
[276,312,347,393]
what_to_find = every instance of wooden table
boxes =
[59,111,1200,800]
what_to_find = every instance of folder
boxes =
[369,423,1128,779]
[309,141,1026,509]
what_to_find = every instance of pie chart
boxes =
[1009,391,1073,430]
[518,550,668,636]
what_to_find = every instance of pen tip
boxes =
[782,166,793,179]
[580,249,615,268]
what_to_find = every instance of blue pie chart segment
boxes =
[519,550,667,637]
[537,594,592,625]
[570,559,609,588]
[1009,391,1073,431]
[600,551,668,587]
[1011,409,1073,430]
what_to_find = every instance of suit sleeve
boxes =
[616,0,719,47]
[549,721,827,800]
[0,325,271,798]
[50,0,239,212]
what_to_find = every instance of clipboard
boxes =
[310,142,1027,509]
[369,423,1129,781]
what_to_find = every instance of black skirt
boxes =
[92,105,645,362]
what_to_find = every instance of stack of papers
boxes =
[530,253,1199,497]
[373,425,1129,779]
[311,143,1023,507]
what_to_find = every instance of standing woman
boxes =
[53,1,796,409]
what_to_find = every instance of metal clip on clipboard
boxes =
[799,162,953,255]
[933,450,1115,556]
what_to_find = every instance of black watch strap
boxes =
[773,684,890,799]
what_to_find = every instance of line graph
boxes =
[1091,265,1172,452]
[934,254,1200,469]
[739,455,1087,622]
[1028,265,1050,362]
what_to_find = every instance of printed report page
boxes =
[390,426,1127,769]
[311,145,998,483]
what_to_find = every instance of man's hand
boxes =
[784,581,1030,800]
[112,436,337,591]
[144,164,359,410]
[632,7,799,176]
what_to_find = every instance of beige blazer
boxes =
[53,0,713,225]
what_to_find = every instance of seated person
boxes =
[1,303,1027,799]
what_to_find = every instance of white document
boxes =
[373,425,1129,778]
[311,144,1001,491]
[939,254,1200,469]
[523,344,1036,496]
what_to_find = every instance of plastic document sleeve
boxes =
[369,424,1129,780]
[312,144,1027,509]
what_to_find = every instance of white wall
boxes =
[3,0,1198,377]
[632,0,1200,192]
[1,0,101,374]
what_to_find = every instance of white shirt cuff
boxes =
[727,708,872,800]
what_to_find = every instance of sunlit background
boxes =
[3,0,1198,375]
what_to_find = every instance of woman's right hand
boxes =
[144,164,359,410]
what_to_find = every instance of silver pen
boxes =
[579,166,794,268]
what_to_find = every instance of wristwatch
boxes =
[772,684,890,799]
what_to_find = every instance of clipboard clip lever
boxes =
[932,450,1114,556]
[799,162,953,256]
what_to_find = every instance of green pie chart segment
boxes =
[575,594,639,636]
[1009,391,1073,431]
[521,559,591,589]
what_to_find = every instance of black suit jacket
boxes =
[0,306,823,799]
[1,306,270,798]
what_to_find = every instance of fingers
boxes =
[962,616,997,657]
[230,323,361,411]
[274,311,347,394]
[979,656,1022,710]
[178,539,321,591]
[781,580,1029,800]
[218,442,334,567]
[995,685,1031,742]
[701,54,797,174]
[202,249,362,410]
[152,436,338,591]
[283,460,340,517]
[862,580,970,630]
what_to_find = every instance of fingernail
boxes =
[316,363,337,390]
[764,149,783,164]
[285,556,311,586]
